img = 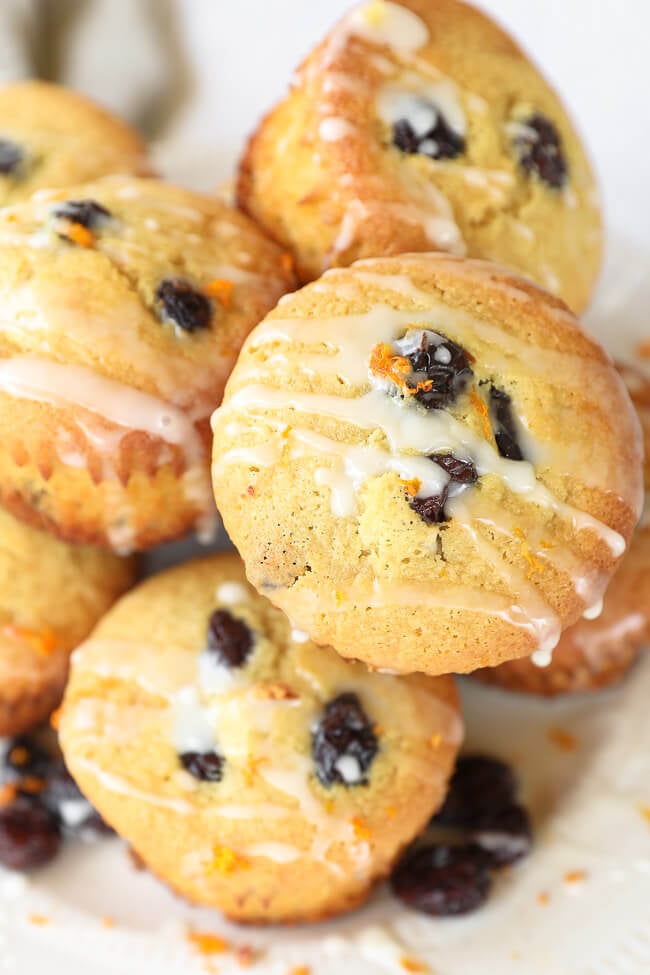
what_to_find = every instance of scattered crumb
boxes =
[547,726,577,752]
[187,930,230,956]
[27,914,50,926]
[537,891,550,906]
[400,957,429,973]
[351,816,372,842]
[510,949,522,960]
[206,846,250,875]
[564,870,587,885]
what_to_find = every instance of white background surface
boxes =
[2,2,650,973]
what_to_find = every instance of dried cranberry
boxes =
[0,795,62,871]
[179,750,224,783]
[409,492,448,525]
[392,109,464,161]
[470,803,532,866]
[0,138,23,176]
[404,332,473,410]
[432,755,517,828]
[409,452,479,525]
[206,609,254,668]
[312,692,378,787]
[391,843,491,916]
[431,452,478,484]
[52,199,111,229]
[514,113,567,189]
[155,278,212,333]
[489,386,524,461]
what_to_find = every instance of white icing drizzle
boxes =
[344,1,429,59]
[215,582,250,605]
[377,77,466,138]
[583,598,604,621]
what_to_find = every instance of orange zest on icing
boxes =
[402,477,422,498]
[58,221,95,248]
[204,278,234,308]
[400,958,429,973]
[547,726,577,752]
[2,624,57,656]
[50,707,62,730]
[187,930,230,955]
[368,343,415,391]
[513,528,545,579]
[206,846,250,875]
[350,816,372,842]
[242,755,269,786]
[469,388,492,441]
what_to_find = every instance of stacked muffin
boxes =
[0,1,646,928]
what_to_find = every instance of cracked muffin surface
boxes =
[238,0,601,312]
[211,253,642,676]
[0,175,295,551]
[60,552,461,923]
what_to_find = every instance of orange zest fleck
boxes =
[368,343,413,390]
[28,914,50,926]
[430,732,442,749]
[0,784,17,806]
[8,745,29,766]
[281,252,294,273]
[638,803,650,826]
[58,221,95,248]
[206,846,250,875]
[101,916,115,928]
[547,726,577,752]
[252,682,297,701]
[537,891,550,906]
[469,388,492,441]
[564,869,587,884]
[350,816,372,842]
[18,776,46,795]
[288,967,310,975]
[400,958,429,973]
[324,799,335,814]
[242,755,269,786]
[50,707,62,731]
[187,930,230,955]
[334,591,345,606]
[281,425,292,440]
[3,624,56,656]
[402,477,422,498]
[636,341,650,360]
[385,805,397,819]
[512,528,545,579]
[204,278,234,308]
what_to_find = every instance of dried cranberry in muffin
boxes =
[513,113,568,189]
[206,609,254,668]
[52,199,112,229]
[489,386,524,461]
[179,750,224,783]
[391,843,492,916]
[0,794,62,870]
[404,332,474,410]
[155,278,213,333]
[0,138,24,176]
[312,692,378,787]
[392,106,464,161]
[408,452,479,524]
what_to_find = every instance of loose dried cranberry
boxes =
[206,609,254,668]
[155,278,212,333]
[489,386,524,461]
[404,332,473,410]
[514,113,567,189]
[431,452,478,484]
[0,795,62,871]
[432,755,517,828]
[52,199,111,229]
[0,138,23,175]
[392,110,464,160]
[470,803,532,866]
[312,692,378,788]
[409,492,448,525]
[391,843,492,916]
[179,751,224,782]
